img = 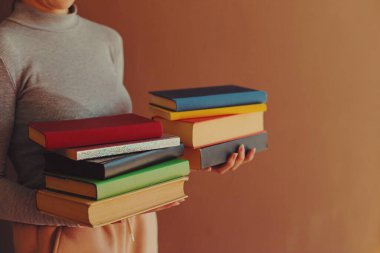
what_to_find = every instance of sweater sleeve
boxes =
[114,32,124,85]
[0,58,80,226]
[112,31,133,112]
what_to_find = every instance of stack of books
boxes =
[149,85,268,170]
[28,114,190,227]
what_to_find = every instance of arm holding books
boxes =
[0,59,79,226]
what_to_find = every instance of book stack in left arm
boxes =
[29,113,190,227]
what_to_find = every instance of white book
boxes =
[55,134,180,160]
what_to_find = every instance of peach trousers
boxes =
[12,213,158,253]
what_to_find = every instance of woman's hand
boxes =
[143,145,257,215]
[204,144,256,174]
[143,199,186,214]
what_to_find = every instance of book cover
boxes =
[183,132,268,169]
[37,177,188,227]
[149,84,267,111]
[55,134,180,160]
[45,144,185,179]
[149,103,267,121]
[154,112,264,148]
[45,158,190,200]
[28,113,163,150]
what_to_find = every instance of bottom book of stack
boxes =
[37,177,187,227]
[183,132,268,170]
[37,159,190,227]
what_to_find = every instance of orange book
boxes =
[154,112,264,148]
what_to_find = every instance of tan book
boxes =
[37,177,188,227]
[154,112,264,148]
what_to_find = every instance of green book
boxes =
[45,158,190,200]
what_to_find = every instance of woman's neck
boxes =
[21,0,68,14]
[8,2,78,31]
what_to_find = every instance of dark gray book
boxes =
[45,144,184,179]
[183,132,267,169]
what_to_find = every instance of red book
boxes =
[28,114,163,150]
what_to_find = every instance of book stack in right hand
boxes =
[28,113,190,227]
[149,85,268,170]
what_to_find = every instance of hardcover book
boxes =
[29,113,163,150]
[45,159,190,200]
[149,103,267,121]
[183,132,268,170]
[37,177,188,227]
[154,112,264,148]
[55,134,180,160]
[45,144,185,179]
[149,84,267,111]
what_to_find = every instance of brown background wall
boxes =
[2,0,380,252]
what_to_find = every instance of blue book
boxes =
[149,84,267,112]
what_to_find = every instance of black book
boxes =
[183,132,267,169]
[44,144,184,179]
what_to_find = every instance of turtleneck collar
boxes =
[7,2,79,32]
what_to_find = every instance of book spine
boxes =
[199,132,268,169]
[97,159,190,200]
[71,135,180,160]
[45,153,105,179]
[174,91,267,111]
[43,121,163,150]
[36,190,90,224]
[45,145,185,180]
[104,144,185,178]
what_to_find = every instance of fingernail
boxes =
[239,144,244,152]
[205,167,212,172]
[233,153,238,159]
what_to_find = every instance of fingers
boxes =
[213,152,238,174]
[244,148,256,163]
[207,145,257,174]
[145,200,185,213]
[204,167,212,172]
[231,144,245,171]
[191,167,212,173]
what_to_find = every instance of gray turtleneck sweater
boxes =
[0,3,132,225]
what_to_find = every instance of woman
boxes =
[0,0,255,252]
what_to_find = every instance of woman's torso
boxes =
[0,4,132,188]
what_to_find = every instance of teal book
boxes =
[149,84,267,111]
[45,159,190,200]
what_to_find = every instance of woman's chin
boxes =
[42,0,75,11]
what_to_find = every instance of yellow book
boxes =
[149,104,267,120]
